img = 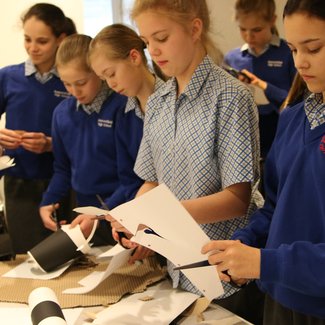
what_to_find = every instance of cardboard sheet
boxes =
[0,255,166,308]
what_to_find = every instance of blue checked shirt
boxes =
[77,83,113,114]
[135,56,260,298]
[305,93,325,130]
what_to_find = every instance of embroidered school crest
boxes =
[320,135,325,154]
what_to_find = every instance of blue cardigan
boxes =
[40,93,144,209]
[0,63,70,179]
[233,101,325,318]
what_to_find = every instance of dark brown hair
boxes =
[21,3,76,37]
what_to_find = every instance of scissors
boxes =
[173,260,244,289]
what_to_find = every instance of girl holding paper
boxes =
[107,1,262,323]
[39,34,143,245]
[203,0,325,323]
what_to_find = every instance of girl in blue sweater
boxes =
[225,0,296,161]
[203,0,325,323]
[39,34,144,246]
[69,24,165,244]
[0,3,76,253]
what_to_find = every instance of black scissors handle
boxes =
[174,261,245,289]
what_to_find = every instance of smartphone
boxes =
[223,66,252,83]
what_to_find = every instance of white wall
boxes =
[0,0,287,68]
[0,0,84,67]
[208,0,287,55]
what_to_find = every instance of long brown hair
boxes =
[89,23,166,81]
[21,3,76,37]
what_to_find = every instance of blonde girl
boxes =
[40,34,143,246]
[106,1,262,322]
[70,25,165,245]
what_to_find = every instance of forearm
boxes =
[182,182,251,224]
[135,181,158,197]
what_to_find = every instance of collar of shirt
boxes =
[161,55,213,100]
[77,83,113,115]
[305,93,325,129]
[124,76,165,119]
[25,59,59,83]
[241,34,281,57]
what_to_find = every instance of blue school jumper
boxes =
[40,92,143,210]
[0,63,70,178]
[225,36,296,158]
[233,97,325,319]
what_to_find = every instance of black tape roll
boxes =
[31,300,65,325]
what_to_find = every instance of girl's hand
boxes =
[128,245,154,265]
[39,203,60,231]
[70,214,97,238]
[21,132,52,153]
[105,214,132,234]
[0,128,23,149]
[201,240,261,280]
[241,69,267,90]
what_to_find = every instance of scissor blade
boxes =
[173,260,210,270]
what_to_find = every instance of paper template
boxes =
[63,245,133,294]
[75,184,224,300]
[248,84,270,105]
[0,155,15,170]
[92,280,199,325]
[2,259,72,280]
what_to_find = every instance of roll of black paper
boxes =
[28,287,67,325]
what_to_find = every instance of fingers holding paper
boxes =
[201,240,261,281]
[0,128,23,149]
[105,214,132,234]
[70,214,97,238]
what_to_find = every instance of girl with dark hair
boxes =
[203,0,325,323]
[0,3,76,253]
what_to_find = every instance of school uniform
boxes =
[40,84,144,245]
[233,94,325,322]
[225,35,296,159]
[114,76,165,201]
[135,55,260,299]
[0,60,71,253]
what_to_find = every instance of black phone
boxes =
[223,66,252,83]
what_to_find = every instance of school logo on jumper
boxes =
[53,90,70,98]
[268,60,283,68]
[320,135,325,154]
[98,119,113,128]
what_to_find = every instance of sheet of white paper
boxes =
[73,184,224,300]
[248,85,270,105]
[109,185,224,300]
[92,280,199,325]
[0,305,83,325]
[63,245,133,294]
[73,206,109,216]
[2,259,72,280]
[178,303,253,325]
[0,155,15,170]
[97,242,125,258]
[132,229,224,301]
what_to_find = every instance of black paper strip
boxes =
[31,300,65,324]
